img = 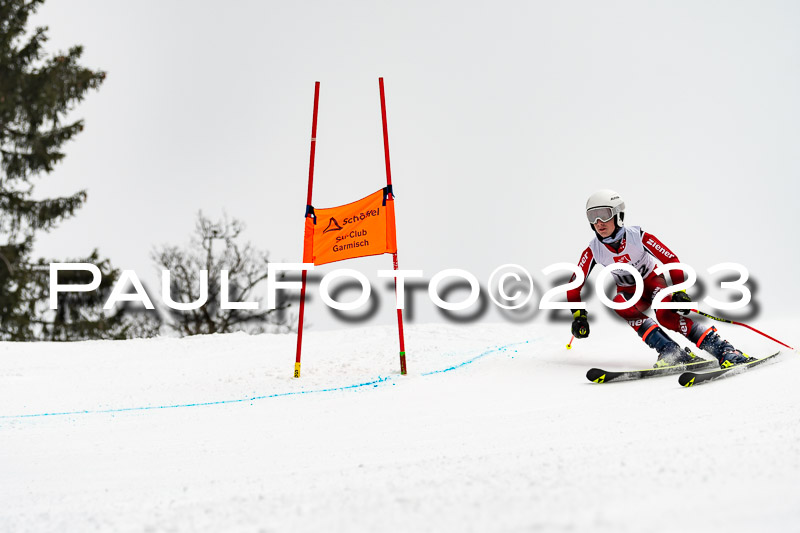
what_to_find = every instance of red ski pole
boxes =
[690,309,795,351]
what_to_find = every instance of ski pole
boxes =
[690,309,795,350]
[566,335,575,350]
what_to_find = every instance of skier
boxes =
[568,189,751,368]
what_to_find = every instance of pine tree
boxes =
[0,0,158,340]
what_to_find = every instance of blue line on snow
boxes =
[0,340,532,420]
[421,340,530,376]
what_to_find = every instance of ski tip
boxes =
[586,369,606,383]
[679,373,696,387]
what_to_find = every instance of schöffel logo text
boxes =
[343,208,380,226]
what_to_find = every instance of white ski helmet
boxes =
[585,189,625,227]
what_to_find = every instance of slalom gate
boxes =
[294,79,406,378]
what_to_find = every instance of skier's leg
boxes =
[685,324,751,367]
[647,272,696,337]
[654,307,694,337]
[648,275,750,366]
[612,290,689,366]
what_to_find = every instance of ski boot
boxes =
[653,345,697,368]
[691,325,753,368]
[640,319,696,368]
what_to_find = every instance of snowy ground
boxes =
[1,318,799,533]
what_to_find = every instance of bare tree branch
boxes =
[151,211,293,336]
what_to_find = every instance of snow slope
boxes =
[1,319,799,533]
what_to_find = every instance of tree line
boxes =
[0,0,290,340]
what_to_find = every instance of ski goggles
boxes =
[586,206,616,224]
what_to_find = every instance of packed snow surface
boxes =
[2,319,799,532]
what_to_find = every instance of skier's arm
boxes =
[567,247,594,339]
[642,231,686,284]
[567,246,595,310]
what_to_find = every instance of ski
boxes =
[587,355,717,383]
[678,351,782,387]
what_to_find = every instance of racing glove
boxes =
[671,290,693,315]
[571,310,590,339]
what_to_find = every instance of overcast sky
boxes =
[29,1,800,329]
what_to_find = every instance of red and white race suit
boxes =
[567,225,694,336]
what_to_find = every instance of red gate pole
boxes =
[379,77,407,375]
[294,81,320,378]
